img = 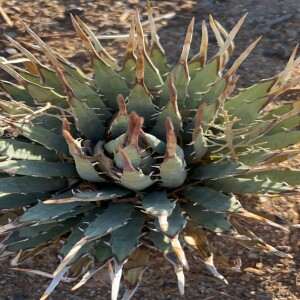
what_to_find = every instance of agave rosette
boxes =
[0,2,299,299]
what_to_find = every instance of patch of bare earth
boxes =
[0,1,299,299]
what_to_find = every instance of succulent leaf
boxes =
[181,186,242,212]
[44,187,130,204]
[142,191,175,232]
[183,220,229,282]
[0,192,50,209]
[62,118,106,182]
[159,18,194,109]
[154,204,186,238]
[0,138,59,161]
[0,80,34,105]
[71,15,129,110]
[206,177,294,194]
[147,0,168,79]
[151,75,183,140]
[110,211,145,263]
[119,19,137,87]
[188,20,208,79]
[0,177,67,194]
[0,159,77,177]
[122,246,149,300]
[135,11,163,92]
[126,50,156,124]
[159,119,187,187]
[183,202,231,233]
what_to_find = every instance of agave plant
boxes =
[0,2,299,299]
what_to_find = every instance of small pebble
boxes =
[256,262,264,269]
[4,48,17,55]
[89,290,96,297]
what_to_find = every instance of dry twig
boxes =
[0,4,13,26]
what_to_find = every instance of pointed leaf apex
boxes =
[127,18,136,54]
[287,43,299,66]
[209,15,224,48]
[74,15,118,69]
[117,94,128,115]
[74,15,101,48]
[199,20,208,65]
[62,118,83,157]
[130,115,144,147]
[227,36,261,78]
[71,14,85,38]
[71,14,97,58]
[170,237,189,271]
[147,0,158,44]
[21,22,58,66]
[5,35,40,70]
[216,13,247,58]
[180,17,194,62]
[125,111,141,145]
[135,11,145,51]
[21,23,75,98]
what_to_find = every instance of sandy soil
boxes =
[0,1,299,299]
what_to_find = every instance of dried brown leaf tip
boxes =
[136,49,144,83]
[199,20,208,66]
[62,118,83,157]
[165,117,177,158]
[119,147,136,172]
[130,115,144,148]
[168,74,179,114]
[116,94,128,115]
[135,11,146,52]
[146,0,159,46]
[70,15,97,58]
[180,17,194,63]
[193,103,205,139]
[124,111,142,146]
[127,18,136,54]
[170,236,189,271]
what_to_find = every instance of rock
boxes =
[64,7,84,17]
[4,48,17,55]
[239,273,253,282]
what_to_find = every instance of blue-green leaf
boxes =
[181,186,242,212]
[0,177,67,193]
[84,203,134,239]
[111,211,145,263]
[183,202,231,233]
[0,160,77,177]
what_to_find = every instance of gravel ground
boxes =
[0,0,299,299]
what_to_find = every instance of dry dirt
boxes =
[0,0,299,299]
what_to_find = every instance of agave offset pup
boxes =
[0,2,299,299]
